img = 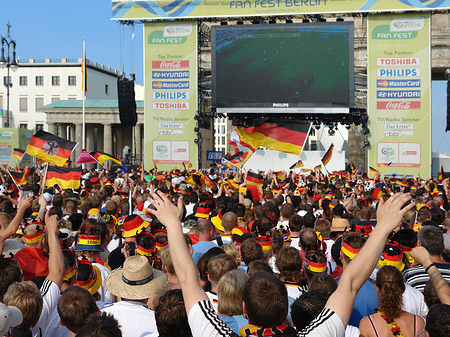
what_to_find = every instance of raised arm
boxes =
[326,193,414,326]
[0,196,32,239]
[410,246,450,305]
[45,213,64,289]
[148,191,208,312]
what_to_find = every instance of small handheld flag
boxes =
[321,144,334,166]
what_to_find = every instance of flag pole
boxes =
[82,39,86,160]
[7,170,20,190]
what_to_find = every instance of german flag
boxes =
[321,144,334,166]
[234,119,310,155]
[379,162,392,168]
[314,165,321,174]
[200,172,215,188]
[26,130,77,166]
[369,166,378,175]
[290,159,304,170]
[439,166,445,180]
[350,164,356,174]
[90,151,122,165]
[11,148,25,161]
[245,171,263,187]
[45,166,82,190]
[8,168,31,185]
[221,151,253,168]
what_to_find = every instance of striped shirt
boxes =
[403,262,450,293]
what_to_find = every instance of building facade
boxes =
[0,58,120,131]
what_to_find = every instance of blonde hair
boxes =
[217,269,248,316]
[221,243,241,266]
[3,281,43,329]
[160,246,175,275]
[58,219,73,230]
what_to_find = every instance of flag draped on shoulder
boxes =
[11,148,25,162]
[8,168,31,186]
[233,118,310,155]
[321,144,334,166]
[45,166,82,190]
[26,130,77,166]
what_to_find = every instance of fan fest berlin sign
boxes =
[367,13,431,177]
[112,0,450,20]
[144,21,198,170]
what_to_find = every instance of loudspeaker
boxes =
[118,78,137,127]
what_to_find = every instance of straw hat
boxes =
[331,218,349,232]
[104,255,168,300]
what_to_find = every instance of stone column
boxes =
[74,123,82,161]
[133,124,142,164]
[59,124,67,140]
[47,122,55,134]
[103,123,113,155]
[86,124,95,151]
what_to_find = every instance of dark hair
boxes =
[240,238,263,266]
[424,279,443,308]
[247,260,273,277]
[303,213,316,229]
[426,304,450,337]
[299,228,319,252]
[57,286,98,333]
[289,214,303,232]
[68,212,84,231]
[418,226,444,256]
[75,312,122,337]
[155,289,192,337]
[243,272,288,327]
[376,265,405,320]
[309,273,337,295]
[0,258,22,302]
[276,247,303,283]
[291,289,329,331]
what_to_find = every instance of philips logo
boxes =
[377,69,420,77]
[273,103,289,108]
[153,91,189,100]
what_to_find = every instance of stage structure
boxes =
[112,0,449,176]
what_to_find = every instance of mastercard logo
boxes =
[153,82,163,89]
[377,80,388,87]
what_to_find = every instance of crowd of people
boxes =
[0,164,450,337]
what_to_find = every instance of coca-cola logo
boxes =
[377,101,421,110]
[152,60,189,69]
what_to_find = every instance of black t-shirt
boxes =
[108,244,125,270]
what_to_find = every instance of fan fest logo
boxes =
[372,17,425,40]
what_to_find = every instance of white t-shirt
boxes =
[185,203,196,217]
[101,300,158,337]
[93,262,114,304]
[402,283,428,316]
[206,291,219,312]
[33,280,61,337]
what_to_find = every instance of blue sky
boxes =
[1,1,449,154]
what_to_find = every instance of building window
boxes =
[68,76,76,86]
[36,124,44,132]
[52,97,60,103]
[68,96,76,100]
[35,97,44,111]
[52,76,60,86]
[105,84,109,95]
[19,124,27,129]
[36,76,44,86]
[3,76,11,86]
[19,76,27,86]
[19,98,27,112]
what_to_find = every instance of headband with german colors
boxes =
[341,241,361,260]
[23,224,45,243]
[77,233,101,246]
[136,233,157,256]
[76,259,97,288]
[305,259,327,273]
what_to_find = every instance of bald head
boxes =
[222,212,237,233]
[197,219,214,234]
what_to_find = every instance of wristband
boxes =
[425,263,436,273]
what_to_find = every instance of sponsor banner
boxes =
[152,81,189,89]
[377,68,420,77]
[377,79,420,88]
[144,21,198,170]
[111,1,450,21]
[153,91,190,100]
[152,60,189,69]
[152,102,190,110]
[376,101,421,110]
[152,71,190,79]
[376,90,421,99]
[368,13,431,177]
[376,57,420,66]
[207,151,223,161]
